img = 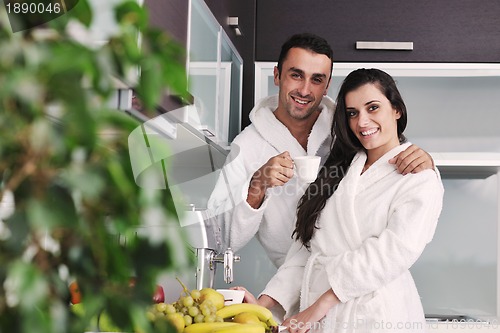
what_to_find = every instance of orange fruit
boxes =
[69,281,82,304]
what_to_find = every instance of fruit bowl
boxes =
[216,289,245,306]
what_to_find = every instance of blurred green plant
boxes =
[0,0,192,332]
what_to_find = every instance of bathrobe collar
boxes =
[249,95,335,158]
[334,142,412,250]
[355,142,413,192]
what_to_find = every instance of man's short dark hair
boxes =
[276,33,334,78]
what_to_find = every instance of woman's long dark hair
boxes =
[293,68,408,248]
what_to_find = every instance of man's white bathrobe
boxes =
[207,94,335,268]
[262,143,444,332]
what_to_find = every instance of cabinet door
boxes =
[256,0,500,62]
[187,0,243,145]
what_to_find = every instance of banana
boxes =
[267,317,279,327]
[210,323,265,333]
[183,322,238,333]
[216,303,273,322]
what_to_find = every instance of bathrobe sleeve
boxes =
[325,170,444,303]
[207,142,270,252]
[261,240,310,317]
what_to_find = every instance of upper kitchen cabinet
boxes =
[187,0,243,147]
[255,0,500,63]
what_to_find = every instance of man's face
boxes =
[274,47,332,121]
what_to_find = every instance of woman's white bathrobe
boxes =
[262,143,444,332]
[207,95,335,268]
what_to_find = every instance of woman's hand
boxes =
[230,286,258,304]
[230,286,279,309]
[282,289,339,333]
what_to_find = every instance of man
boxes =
[207,33,433,269]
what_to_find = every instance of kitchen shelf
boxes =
[430,152,500,178]
[254,62,500,103]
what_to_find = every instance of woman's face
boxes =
[345,83,401,161]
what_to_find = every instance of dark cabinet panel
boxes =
[144,0,188,47]
[142,0,189,112]
[256,0,500,63]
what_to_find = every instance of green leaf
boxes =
[141,29,188,98]
[30,118,62,154]
[107,158,135,199]
[163,59,189,99]
[136,56,162,109]
[7,261,49,312]
[0,0,192,331]
[68,0,93,27]
[62,106,97,150]
[115,1,148,31]
[27,185,78,230]
[95,108,141,132]
[61,165,106,201]
[3,211,30,256]
[122,32,142,62]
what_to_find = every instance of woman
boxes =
[242,69,444,332]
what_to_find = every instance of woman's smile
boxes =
[360,127,379,137]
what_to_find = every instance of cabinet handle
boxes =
[356,41,413,51]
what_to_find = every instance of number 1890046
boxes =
[6,2,62,14]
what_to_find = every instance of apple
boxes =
[152,285,165,303]
[129,277,165,303]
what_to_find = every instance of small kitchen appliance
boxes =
[181,205,240,289]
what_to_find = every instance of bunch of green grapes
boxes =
[148,288,224,330]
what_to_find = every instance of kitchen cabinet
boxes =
[187,0,243,146]
[250,61,500,327]
[255,0,500,63]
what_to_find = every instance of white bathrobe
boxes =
[262,143,444,332]
[207,94,335,268]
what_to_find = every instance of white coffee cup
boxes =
[216,289,245,305]
[294,156,321,183]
